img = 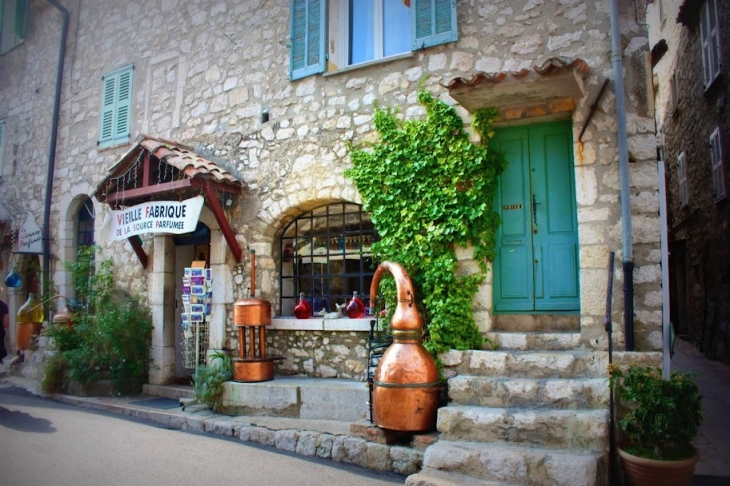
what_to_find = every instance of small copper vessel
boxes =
[232,249,274,382]
[370,261,440,432]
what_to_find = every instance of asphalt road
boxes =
[0,384,405,486]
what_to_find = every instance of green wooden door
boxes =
[492,122,580,312]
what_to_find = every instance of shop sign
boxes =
[102,196,204,241]
[17,211,43,254]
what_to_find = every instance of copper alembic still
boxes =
[232,249,275,382]
[370,261,441,432]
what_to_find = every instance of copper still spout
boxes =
[370,261,440,432]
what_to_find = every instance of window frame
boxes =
[290,0,458,80]
[700,0,721,90]
[98,64,134,149]
[279,203,379,317]
[709,127,726,202]
[677,152,688,208]
[0,0,28,55]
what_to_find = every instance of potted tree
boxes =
[609,364,703,486]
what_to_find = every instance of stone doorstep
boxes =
[350,419,440,451]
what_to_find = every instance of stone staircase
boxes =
[407,328,610,486]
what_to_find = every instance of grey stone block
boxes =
[275,429,299,452]
[295,430,318,456]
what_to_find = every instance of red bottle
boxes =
[294,292,312,319]
[345,291,365,319]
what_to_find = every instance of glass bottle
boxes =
[293,292,312,319]
[4,265,21,288]
[16,293,44,350]
[345,291,365,319]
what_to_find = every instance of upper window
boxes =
[280,203,378,316]
[290,0,458,80]
[677,152,688,207]
[709,127,726,201]
[98,65,134,149]
[0,0,27,55]
[700,0,721,89]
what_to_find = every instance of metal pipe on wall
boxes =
[43,0,69,322]
[609,0,635,350]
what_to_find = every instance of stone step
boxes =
[143,383,195,400]
[491,314,580,333]
[441,350,607,379]
[221,376,368,422]
[447,376,609,409]
[420,440,604,486]
[407,467,514,486]
[437,405,608,452]
[484,332,581,351]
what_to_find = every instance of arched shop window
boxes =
[280,203,378,316]
[77,197,95,248]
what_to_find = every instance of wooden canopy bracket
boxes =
[204,186,242,262]
[128,235,149,269]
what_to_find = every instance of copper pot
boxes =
[370,261,440,432]
[233,249,271,326]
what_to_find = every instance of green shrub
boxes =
[40,353,68,395]
[43,246,153,395]
[193,351,232,412]
[610,365,703,460]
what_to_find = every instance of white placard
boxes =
[102,196,204,241]
[17,211,42,254]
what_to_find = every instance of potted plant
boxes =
[609,364,703,486]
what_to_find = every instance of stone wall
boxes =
[0,0,662,371]
[654,0,730,361]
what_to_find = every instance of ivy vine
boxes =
[346,91,506,356]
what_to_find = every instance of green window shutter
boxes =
[290,0,326,81]
[98,65,133,148]
[113,66,133,145]
[412,0,458,51]
[14,0,27,40]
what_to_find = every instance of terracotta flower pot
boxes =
[618,446,698,486]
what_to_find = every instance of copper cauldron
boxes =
[370,261,440,432]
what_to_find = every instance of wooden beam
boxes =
[97,178,242,204]
[128,235,148,269]
[204,186,242,262]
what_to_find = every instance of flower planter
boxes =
[618,446,698,486]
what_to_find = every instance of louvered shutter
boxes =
[98,65,133,148]
[700,0,720,88]
[98,74,116,148]
[14,0,27,40]
[677,152,687,207]
[290,0,326,81]
[412,0,457,51]
[113,67,133,145]
[710,128,726,200]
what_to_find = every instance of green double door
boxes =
[492,122,580,312]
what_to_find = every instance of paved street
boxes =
[0,384,404,486]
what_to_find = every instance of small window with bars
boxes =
[280,203,378,316]
[677,152,688,208]
[709,128,726,202]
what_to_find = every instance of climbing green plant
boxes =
[346,91,506,355]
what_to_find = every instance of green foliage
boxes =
[40,353,68,395]
[610,365,703,460]
[346,91,505,355]
[44,246,153,394]
[193,351,233,412]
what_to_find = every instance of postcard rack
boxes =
[181,263,212,369]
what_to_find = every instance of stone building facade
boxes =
[649,0,730,362]
[0,0,661,384]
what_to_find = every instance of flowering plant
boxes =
[609,364,702,460]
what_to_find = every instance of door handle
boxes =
[532,194,541,226]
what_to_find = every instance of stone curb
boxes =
[3,377,418,476]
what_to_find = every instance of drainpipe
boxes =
[609,0,635,351]
[42,0,69,322]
